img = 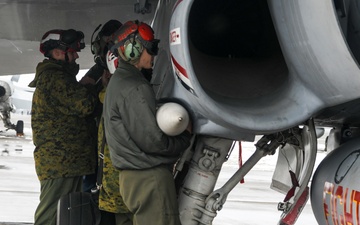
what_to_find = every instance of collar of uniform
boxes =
[117,60,144,78]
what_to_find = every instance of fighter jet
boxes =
[0,77,24,135]
[1,0,359,224]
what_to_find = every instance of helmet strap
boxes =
[91,24,102,55]
[64,51,70,63]
[129,37,137,58]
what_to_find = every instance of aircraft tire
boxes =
[16,120,24,134]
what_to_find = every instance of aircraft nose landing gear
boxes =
[176,120,317,225]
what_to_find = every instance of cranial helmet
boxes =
[110,20,160,64]
[106,50,119,74]
[91,20,122,67]
[40,29,85,57]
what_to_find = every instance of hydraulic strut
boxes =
[205,131,295,213]
[177,131,298,225]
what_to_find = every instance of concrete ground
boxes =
[0,113,324,224]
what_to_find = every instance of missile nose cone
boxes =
[156,102,189,136]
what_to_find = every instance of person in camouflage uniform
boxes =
[29,29,97,225]
[79,19,123,194]
[97,54,132,224]
[78,20,132,225]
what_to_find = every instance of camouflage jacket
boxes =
[98,88,129,213]
[30,59,97,181]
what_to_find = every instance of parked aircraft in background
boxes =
[0,70,89,135]
[0,75,26,135]
[1,0,360,224]
[4,74,34,114]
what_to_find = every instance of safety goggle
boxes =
[61,30,85,52]
[69,39,85,51]
[65,41,84,53]
[138,36,160,56]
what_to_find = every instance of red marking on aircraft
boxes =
[170,30,180,44]
[323,181,360,225]
[171,55,188,79]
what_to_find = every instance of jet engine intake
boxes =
[166,0,360,138]
[0,80,12,103]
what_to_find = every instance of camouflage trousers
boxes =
[34,176,82,225]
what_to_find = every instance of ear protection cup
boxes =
[90,20,122,67]
[123,38,143,61]
[91,36,101,55]
[92,35,109,67]
[91,36,101,64]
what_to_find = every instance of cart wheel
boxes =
[16,120,24,135]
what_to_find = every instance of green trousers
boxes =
[119,166,181,225]
[34,176,82,225]
[115,212,133,225]
[99,210,133,225]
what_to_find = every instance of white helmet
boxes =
[106,50,119,74]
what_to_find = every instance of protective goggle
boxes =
[60,29,85,52]
[138,36,160,56]
[66,39,85,52]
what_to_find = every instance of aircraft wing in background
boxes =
[0,0,157,75]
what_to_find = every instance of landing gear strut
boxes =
[176,119,317,225]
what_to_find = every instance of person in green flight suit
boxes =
[104,20,192,225]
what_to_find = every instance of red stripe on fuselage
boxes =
[171,55,188,78]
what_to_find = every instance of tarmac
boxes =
[0,223,32,225]
[0,113,325,225]
[0,113,37,224]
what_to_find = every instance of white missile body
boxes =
[156,102,189,136]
